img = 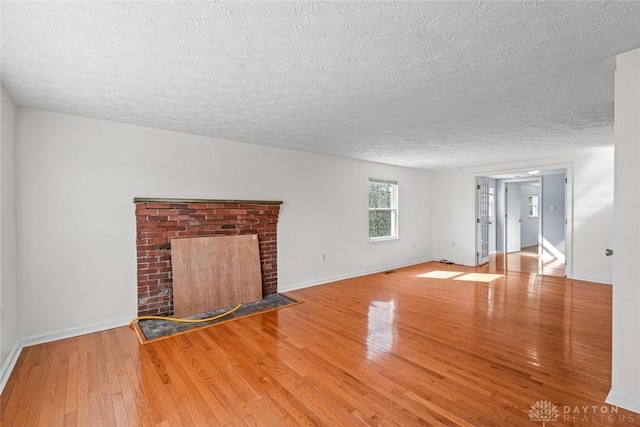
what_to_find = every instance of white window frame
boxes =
[368,178,398,242]
[528,194,539,218]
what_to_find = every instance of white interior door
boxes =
[476,177,490,265]
[506,183,521,253]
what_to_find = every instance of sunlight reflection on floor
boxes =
[416,270,465,279]
[454,273,503,283]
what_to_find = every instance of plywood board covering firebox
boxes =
[171,235,262,318]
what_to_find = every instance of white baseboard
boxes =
[19,317,132,348]
[0,341,23,395]
[607,389,640,415]
[279,257,434,293]
[439,258,475,267]
[0,316,132,395]
[568,274,613,285]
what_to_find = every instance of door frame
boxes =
[473,163,572,278]
[503,178,542,254]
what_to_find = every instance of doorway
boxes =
[504,178,541,255]
[475,167,570,278]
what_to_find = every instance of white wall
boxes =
[607,47,640,414]
[1,87,19,374]
[14,108,433,338]
[541,174,566,260]
[570,150,614,283]
[432,148,614,284]
[431,168,474,264]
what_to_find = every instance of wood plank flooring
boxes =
[487,246,566,278]
[2,261,638,426]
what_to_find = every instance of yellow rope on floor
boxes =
[128,302,242,329]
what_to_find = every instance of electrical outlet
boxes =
[322,254,327,262]
[452,242,456,248]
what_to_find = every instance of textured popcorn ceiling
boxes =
[2,1,640,170]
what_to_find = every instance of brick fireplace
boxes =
[134,198,282,316]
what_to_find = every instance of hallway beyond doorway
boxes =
[485,245,565,277]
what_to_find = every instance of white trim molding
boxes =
[0,316,132,395]
[279,257,433,293]
[0,342,22,395]
[607,389,640,416]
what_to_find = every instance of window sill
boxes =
[369,236,399,244]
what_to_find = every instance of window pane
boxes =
[369,182,393,209]
[368,178,397,240]
[369,211,392,238]
[528,194,539,218]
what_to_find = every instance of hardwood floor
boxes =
[2,262,637,426]
[485,246,566,278]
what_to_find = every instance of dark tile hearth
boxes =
[139,293,298,341]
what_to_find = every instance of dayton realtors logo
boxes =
[529,401,636,425]
[561,404,635,423]
[529,400,559,426]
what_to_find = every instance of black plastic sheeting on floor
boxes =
[139,293,297,340]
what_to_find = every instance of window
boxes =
[528,194,539,218]
[369,178,398,240]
